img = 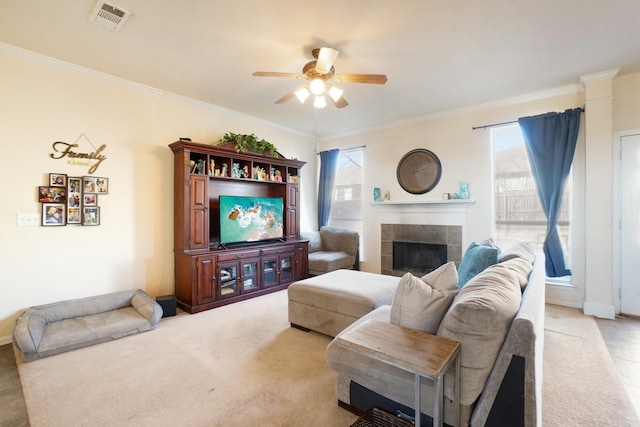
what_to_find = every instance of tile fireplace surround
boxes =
[372,199,475,276]
[381,224,462,276]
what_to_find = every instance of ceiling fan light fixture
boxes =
[309,78,326,95]
[313,95,327,109]
[294,87,310,103]
[328,86,344,102]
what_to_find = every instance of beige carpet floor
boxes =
[543,304,639,426]
[17,292,639,426]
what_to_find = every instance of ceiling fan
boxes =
[252,47,387,109]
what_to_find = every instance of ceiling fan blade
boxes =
[275,90,297,104]
[253,71,302,79]
[315,47,339,74]
[333,73,388,84]
[331,96,349,108]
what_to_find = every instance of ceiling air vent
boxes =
[89,1,131,32]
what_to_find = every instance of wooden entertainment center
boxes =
[169,139,308,313]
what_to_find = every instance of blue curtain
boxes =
[317,149,340,228]
[518,108,582,277]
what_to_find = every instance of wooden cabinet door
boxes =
[294,243,308,280]
[285,184,298,238]
[189,175,209,250]
[196,255,216,305]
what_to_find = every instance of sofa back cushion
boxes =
[437,263,522,406]
[320,226,359,256]
[390,262,458,334]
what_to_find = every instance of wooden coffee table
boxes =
[337,319,460,427]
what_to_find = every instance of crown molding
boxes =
[0,42,312,139]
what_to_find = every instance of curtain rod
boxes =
[472,107,585,131]
[316,144,366,155]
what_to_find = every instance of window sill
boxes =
[546,276,574,288]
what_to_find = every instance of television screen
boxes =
[219,195,284,244]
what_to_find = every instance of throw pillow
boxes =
[457,242,499,288]
[390,262,459,334]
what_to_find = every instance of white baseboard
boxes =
[583,302,615,319]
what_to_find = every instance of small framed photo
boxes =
[95,177,109,194]
[67,206,81,224]
[68,177,82,194]
[38,187,66,203]
[83,206,100,226]
[49,173,67,187]
[83,194,97,206]
[42,203,66,226]
[67,177,82,208]
[83,176,97,194]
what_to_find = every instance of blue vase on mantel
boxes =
[452,182,469,199]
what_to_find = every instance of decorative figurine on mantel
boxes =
[451,181,470,199]
[373,187,383,202]
[221,163,228,177]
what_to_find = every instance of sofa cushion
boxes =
[501,256,534,290]
[457,242,499,287]
[498,242,536,263]
[390,262,458,334]
[437,263,522,406]
[320,226,359,256]
[308,251,355,274]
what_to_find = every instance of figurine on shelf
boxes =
[274,170,282,182]
[384,191,391,201]
[243,165,249,178]
[221,163,228,177]
[196,159,205,174]
[190,160,196,173]
[232,162,241,178]
[210,159,215,176]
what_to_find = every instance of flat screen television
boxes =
[218,195,284,245]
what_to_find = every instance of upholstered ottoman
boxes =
[287,269,400,337]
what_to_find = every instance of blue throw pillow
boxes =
[457,242,499,287]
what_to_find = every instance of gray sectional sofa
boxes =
[316,244,544,426]
[13,289,163,362]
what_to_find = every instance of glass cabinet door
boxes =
[242,260,259,293]
[262,258,278,288]
[218,264,238,298]
[280,255,293,283]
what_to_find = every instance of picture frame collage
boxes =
[38,173,109,227]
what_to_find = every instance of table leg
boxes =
[435,374,443,427]
[415,373,421,427]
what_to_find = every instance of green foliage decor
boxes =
[216,132,279,158]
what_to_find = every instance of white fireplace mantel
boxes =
[370,199,475,227]
[369,199,475,213]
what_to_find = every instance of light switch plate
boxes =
[17,213,40,226]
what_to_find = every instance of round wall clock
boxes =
[396,149,442,194]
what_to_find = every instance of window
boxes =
[492,125,572,278]
[328,147,363,252]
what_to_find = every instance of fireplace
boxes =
[393,241,448,276]
[381,224,462,276]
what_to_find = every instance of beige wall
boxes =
[2,43,639,343]
[0,47,316,343]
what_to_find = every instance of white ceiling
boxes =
[2,0,640,138]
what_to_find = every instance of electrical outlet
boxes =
[17,213,40,226]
